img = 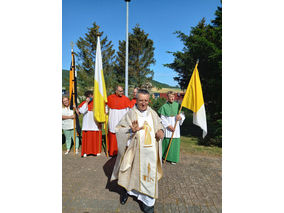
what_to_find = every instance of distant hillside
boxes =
[151,79,178,89]
[151,87,183,93]
[62,69,179,90]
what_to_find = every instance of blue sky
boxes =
[63,0,221,87]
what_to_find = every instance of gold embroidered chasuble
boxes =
[111,105,164,198]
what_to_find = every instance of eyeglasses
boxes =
[138,100,149,103]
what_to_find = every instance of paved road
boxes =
[62,150,221,213]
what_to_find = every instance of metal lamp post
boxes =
[124,0,131,97]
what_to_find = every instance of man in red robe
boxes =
[107,86,130,156]
[129,87,138,108]
[78,91,102,157]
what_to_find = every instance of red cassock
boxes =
[129,98,137,108]
[107,94,130,156]
[78,100,102,156]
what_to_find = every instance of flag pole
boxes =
[163,59,199,163]
[105,114,109,158]
[71,44,76,155]
[72,91,76,155]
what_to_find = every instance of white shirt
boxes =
[79,103,100,131]
[128,190,155,206]
[62,107,74,130]
[108,107,129,133]
[160,113,185,138]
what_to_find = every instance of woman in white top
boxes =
[62,96,79,155]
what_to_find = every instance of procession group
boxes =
[62,86,185,213]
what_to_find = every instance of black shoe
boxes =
[120,192,128,205]
[142,203,154,213]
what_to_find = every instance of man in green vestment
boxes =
[158,91,185,164]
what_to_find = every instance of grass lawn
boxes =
[180,136,222,157]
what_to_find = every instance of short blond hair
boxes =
[167,91,175,97]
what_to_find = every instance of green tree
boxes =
[76,22,116,95]
[165,6,222,146]
[115,24,156,88]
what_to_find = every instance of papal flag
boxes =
[94,36,107,122]
[181,63,207,138]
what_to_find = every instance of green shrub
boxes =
[149,97,167,112]
[180,108,222,147]
[198,116,222,147]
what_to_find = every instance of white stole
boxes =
[137,110,157,198]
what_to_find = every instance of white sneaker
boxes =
[83,153,87,158]
[170,162,176,165]
[65,150,70,155]
[76,149,79,155]
[97,153,101,156]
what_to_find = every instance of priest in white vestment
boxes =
[111,89,164,213]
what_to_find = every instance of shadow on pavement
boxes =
[103,156,124,195]
[103,156,145,212]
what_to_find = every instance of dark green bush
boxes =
[149,97,167,112]
[181,108,222,147]
[198,115,222,147]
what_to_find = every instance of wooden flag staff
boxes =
[71,44,77,155]
[72,90,76,155]
[105,114,109,158]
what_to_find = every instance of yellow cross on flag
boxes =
[181,63,207,138]
[94,36,107,122]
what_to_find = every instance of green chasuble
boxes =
[158,102,182,163]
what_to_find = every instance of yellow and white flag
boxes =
[94,36,107,122]
[181,63,207,138]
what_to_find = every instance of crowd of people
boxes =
[62,86,185,213]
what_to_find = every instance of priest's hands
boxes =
[131,120,144,133]
[155,129,164,141]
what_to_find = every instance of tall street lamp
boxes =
[124,0,131,97]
